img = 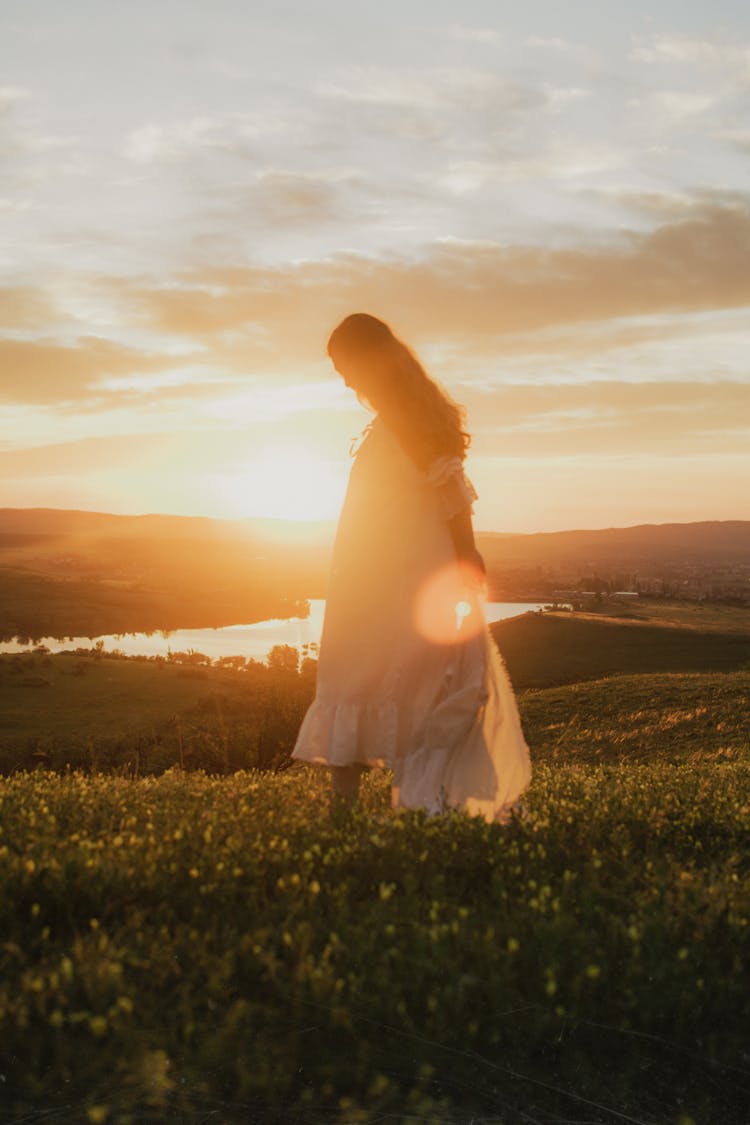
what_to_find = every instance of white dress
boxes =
[291,417,532,823]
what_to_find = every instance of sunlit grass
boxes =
[2,755,749,1123]
[521,670,749,763]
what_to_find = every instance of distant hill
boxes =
[0,508,335,544]
[1,508,748,635]
[1,509,748,604]
[1,508,748,558]
[477,520,750,566]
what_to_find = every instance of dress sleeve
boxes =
[426,456,478,521]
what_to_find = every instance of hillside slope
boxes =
[492,611,750,688]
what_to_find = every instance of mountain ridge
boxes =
[1,506,748,552]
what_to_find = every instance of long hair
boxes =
[327,313,470,469]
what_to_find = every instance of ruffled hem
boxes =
[291,697,401,769]
[292,632,532,825]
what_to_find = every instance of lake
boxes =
[0,599,547,662]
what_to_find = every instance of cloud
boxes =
[0,431,188,477]
[437,138,624,191]
[121,109,295,165]
[3,377,745,486]
[0,85,37,169]
[0,85,76,163]
[0,86,31,110]
[314,65,549,144]
[124,202,750,350]
[0,380,355,480]
[464,379,750,458]
[525,36,601,70]
[247,171,339,226]
[581,188,712,221]
[317,66,465,109]
[192,168,391,261]
[438,25,500,45]
[0,287,59,330]
[640,89,717,123]
[721,129,750,154]
[0,337,180,404]
[628,34,750,149]
[5,203,748,415]
[632,36,750,73]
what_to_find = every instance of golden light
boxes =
[414,563,486,644]
[455,599,473,625]
[212,444,347,523]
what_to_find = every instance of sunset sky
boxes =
[2,0,749,533]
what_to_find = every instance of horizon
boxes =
[3,502,748,541]
[2,1,749,531]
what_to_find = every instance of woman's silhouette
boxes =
[292,314,531,821]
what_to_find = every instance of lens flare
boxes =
[414,563,485,644]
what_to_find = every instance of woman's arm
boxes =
[447,506,485,577]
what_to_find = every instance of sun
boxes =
[213,444,348,523]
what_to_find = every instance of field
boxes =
[550,600,750,635]
[1,608,749,1123]
[489,610,750,689]
[2,603,749,773]
[0,648,315,774]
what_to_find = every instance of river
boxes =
[0,599,547,662]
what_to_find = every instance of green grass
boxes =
[522,670,749,764]
[560,599,750,634]
[1,653,222,742]
[1,760,748,1124]
[0,651,314,775]
[2,608,749,775]
[493,611,750,689]
[2,615,749,1121]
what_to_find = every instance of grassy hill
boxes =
[3,651,748,770]
[2,610,748,773]
[492,610,750,688]
[3,751,748,1122]
[523,670,749,763]
[0,650,314,774]
[543,599,750,633]
[2,606,749,1122]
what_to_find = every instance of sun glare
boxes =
[214,445,347,523]
[414,564,486,644]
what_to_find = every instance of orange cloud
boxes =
[0,287,60,330]
[466,380,750,457]
[125,202,750,348]
[4,204,748,418]
[0,432,187,477]
[0,336,186,404]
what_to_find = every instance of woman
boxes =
[291,313,531,822]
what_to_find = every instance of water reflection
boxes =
[0,599,546,661]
